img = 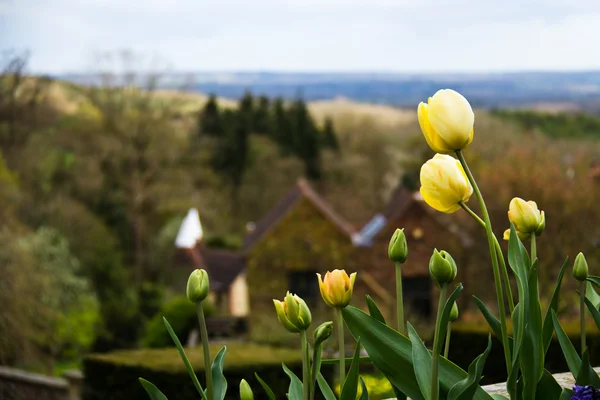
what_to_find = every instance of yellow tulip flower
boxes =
[420,154,473,213]
[507,197,545,236]
[317,269,357,308]
[418,89,475,154]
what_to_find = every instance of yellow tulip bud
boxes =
[313,321,334,346]
[388,228,408,264]
[239,379,254,400]
[573,252,589,282]
[273,292,312,332]
[507,198,545,236]
[449,301,459,322]
[418,89,475,154]
[429,249,457,286]
[420,154,473,213]
[317,269,357,308]
[502,228,529,242]
[186,269,210,303]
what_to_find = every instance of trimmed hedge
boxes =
[83,343,334,400]
[450,321,600,384]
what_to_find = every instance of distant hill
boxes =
[60,71,600,112]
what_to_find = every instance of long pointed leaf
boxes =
[340,340,362,400]
[366,295,387,325]
[359,377,369,400]
[542,258,569,354]
[575,348,600,387]
[282,362,303,400]
[585,281,600,309]
[408,323,432,400]
[254,373,276,400]
[585,297,600,331]
[211,346,228,400]
[586,275,600,290]
[534,370,562,400]
[342,306,493,400]
[448,335,492,400]
[559,389,572,400]
[317,372,337,400]
[473,296,513,352]
[434,284,464,354]
[522,261,544,399]
[322,356,371,365]
[163,317,206,400]
[139,378,168,400]
[551,311,581,376]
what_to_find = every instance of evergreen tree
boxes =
[272,97,293,153]
[289,97,321,180]
[199,94,222,137]
[237,91,254,133]
[321,117,339,150]
[253,95,272,134]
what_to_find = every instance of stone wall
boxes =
[0,366,82,400]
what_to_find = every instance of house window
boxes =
[288,270,319,307]
[404,276,432,318]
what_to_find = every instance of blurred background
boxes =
[2,1,600,399]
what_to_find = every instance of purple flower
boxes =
[571,385,600,400]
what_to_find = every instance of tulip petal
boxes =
[418,102,454,154]
[427,89,475,150]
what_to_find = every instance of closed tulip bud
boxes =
[449,302,459,322]
[273,292,312,332]
[186,269,210,303]
[573,252,589,282]
[418,89,475,154]
[507,198,545,236]
[317,269,357,308]
[239,379,254,400]
[314,321,334,346]
[429,249,457,286]
[420,154,473,214]
[388,228,408,263]
[502,228,529,242]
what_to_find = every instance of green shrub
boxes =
[141,296,215,348]
[82,343,334,400]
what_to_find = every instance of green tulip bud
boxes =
[429,249,457,286]
[573,252,589,282]
[186,269,210,303]
[314,321,334,346]
[239,379,254,400]
[273,292,312,332]
[449,301,459,322]
[388,228,408,264]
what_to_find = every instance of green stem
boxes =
[459,202,515,313]
[196,302,212,400]
[336,308,345,386]
[581,280,586,356]
[530,233,537,265]
[301,330,310,400]
[456,150,512,377]
[310,343,322,400]
[431,284,447,400]
[444,322,452,359]
[395,263,406,334]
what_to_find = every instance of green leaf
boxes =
[341,340,362,400]
[551,310,581,376]
[534,370,562,400]
[211,346,228,400]
[585,297,600,331]
[391,384,407,400]
[448,335,492,400]
[322,356,371,365]
[139,378,168,400]
[317,372,337,400]
[585,281,600,309]
[407,323,432,400]
[507,223,530,284]
[359,377,369,400]
[366,295,386,325]
[282,362,303,400]
[434,284,464,354]
[586,275,600,290]
[559,388,572,400]
[254,373,276,400]
[342,305,493,400]
[491,396,509,400]
[473,296,513,352]
[542,258,568,354]
[575,347,600,387]
[163,317,206,400]
[521,261,544,399]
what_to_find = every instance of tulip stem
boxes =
[336,308,345,386]
[580,280,586,356]
[310,342,322,400]
[459,202,515,313]
[530,233,537,265]
[196,302,212,400]
[300,330,310,400]
[444,322,452,359]
[395,262,406,334]
[456,150,512,377]
[431,284,447,400]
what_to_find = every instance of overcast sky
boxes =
[2,0,600,74]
